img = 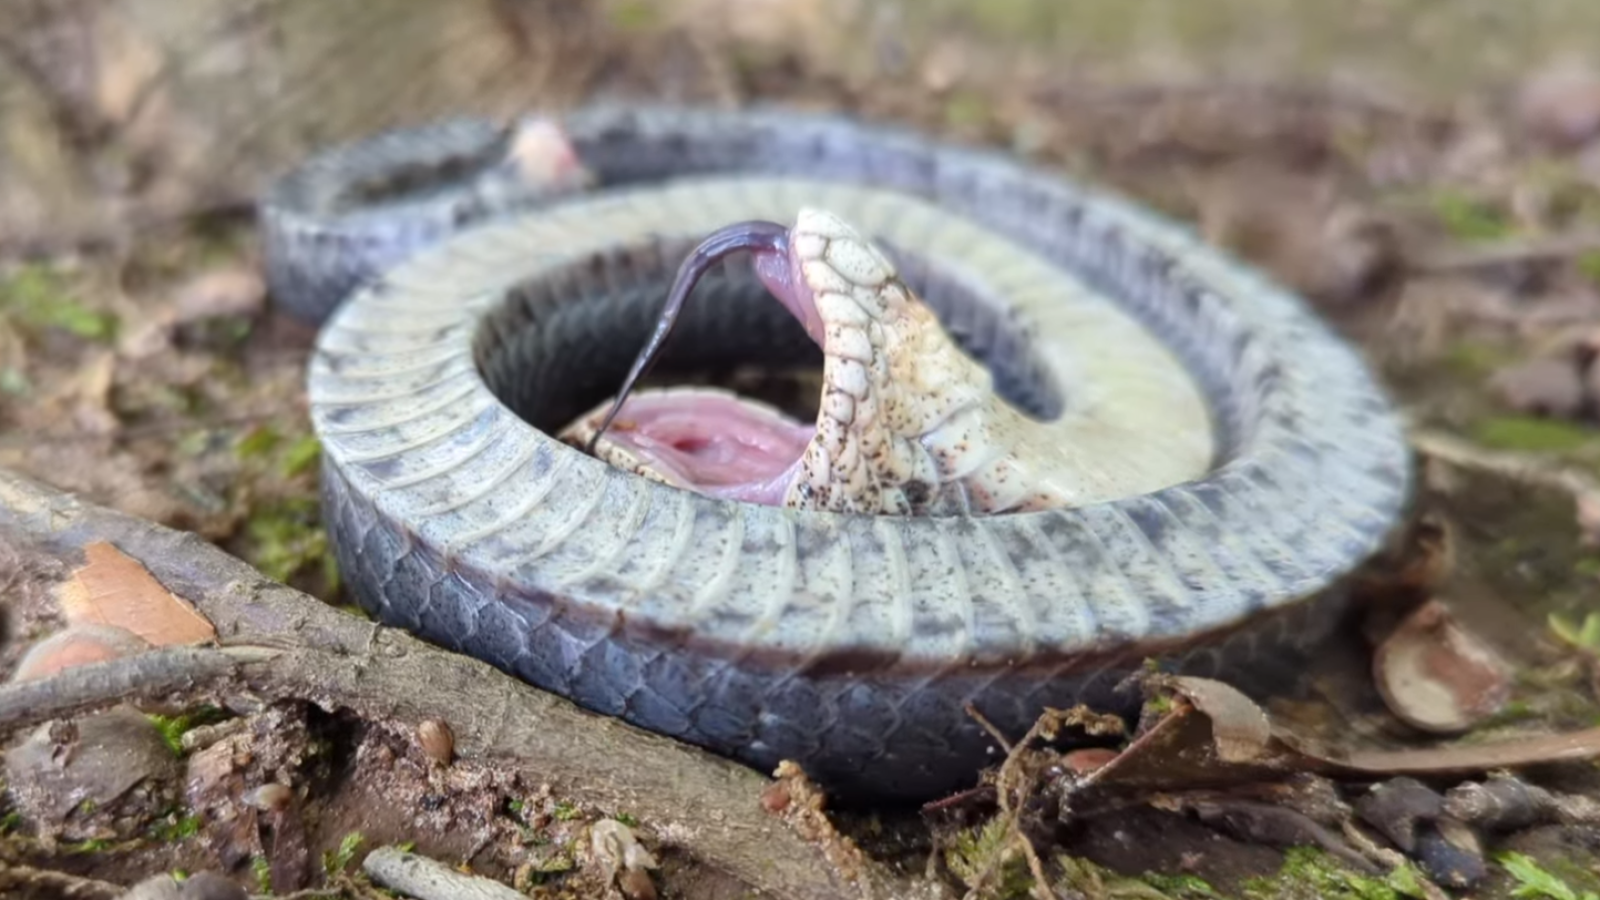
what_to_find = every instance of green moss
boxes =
[234,424,280,460]
[1240,847,1427,900]
[551,801,581,821]
[614,811,639,827]
[0,264,117,341]
[1142,872,1224,898]
[1578,251,1600,288]
[1056,855,1194,898]
[250,856,271,893]
[945,817,1032,900]
[149,811,202,843]
[1441,340,1518,379]
[1499,852,1600,900]
[1469,416,1596,454]
[1551,611,1600,651]
[322,831,364,876]
[944,91,992,130]
[280,434,322,478]
[148,706,226,756]
[1427,190,1514,243]
[240,497,339,592]
[0,810,21,834]
[607,0,662,32]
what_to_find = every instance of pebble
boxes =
[1354,777,1442,852]
[3,706,180,838]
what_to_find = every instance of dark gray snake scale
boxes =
[259,104,1413,802]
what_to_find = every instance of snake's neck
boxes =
[765,210,1048,516]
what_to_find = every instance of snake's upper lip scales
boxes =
[266,104,1414,802]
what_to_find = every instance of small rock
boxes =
[1443,776,1549,832]
[125,871,247,900]
[124,873,183,900]
[3,705,181,839]
[1518,59,1600,150]
[417,718,454,765]
[1372,599,1511,734]
[1354,777,1443,852]
[1414,817,1488,889]
[11,623,151,682]
[1490,357,1586,419]
[179,872,250,900]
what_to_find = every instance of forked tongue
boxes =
[569,218,824,505]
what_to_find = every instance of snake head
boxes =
[567,207,1038,515]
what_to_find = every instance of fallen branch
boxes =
[0,468,934,900]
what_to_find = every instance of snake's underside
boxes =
[261,105,1414,802]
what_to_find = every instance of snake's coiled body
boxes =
[261,105,1413,802]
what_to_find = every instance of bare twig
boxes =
[963,702,1014,754]
[0,645,278,736]
[362,846,525,900]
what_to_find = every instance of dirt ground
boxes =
[3,1,1600,898]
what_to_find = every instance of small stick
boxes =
[361,846,527,900]
[0,645,278,737]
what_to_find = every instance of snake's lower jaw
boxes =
[559,389,813,505]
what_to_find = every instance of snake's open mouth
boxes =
[561,216,834,504]
[571,389,814,504]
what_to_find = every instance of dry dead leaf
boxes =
[1076,674,1600,794]
[57,540,216,646]
[1371,599,1512,734]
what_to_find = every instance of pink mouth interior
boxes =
[597,241,825,503]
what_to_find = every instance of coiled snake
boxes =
[259,104,1413,802]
